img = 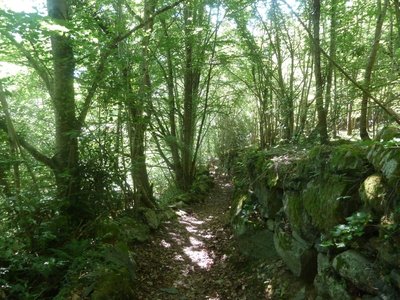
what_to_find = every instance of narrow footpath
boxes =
[133,176,272,299]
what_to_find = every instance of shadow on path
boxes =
[134,176,272,299]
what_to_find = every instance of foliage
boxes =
[0,0,400,296]
[321,211,372,249]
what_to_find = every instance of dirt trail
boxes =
[133,176,268,299]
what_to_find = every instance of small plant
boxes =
[321,211,372,248]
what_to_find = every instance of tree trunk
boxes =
[47,0,83,219]
[325,0,337,130]
[312,0,329,144]
[360,0,388,140]
[181,3,201,191]
[128,0,157,208]
[162,18,184,187]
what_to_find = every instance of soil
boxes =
[133,175,295,300]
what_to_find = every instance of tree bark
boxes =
[127,0,157,208]
[312,0,329,144]
[181,2,201,191]
[360,0,388,140]
[325,0,337,133]
[47,0,83,219]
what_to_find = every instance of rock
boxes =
[283,191,317,242]
[267,219,275,231]
[317,253,330,275]
[129,220,151,242]
[273,226,317,281]
[160,208,177,221]
[291,285,306,300]
[375,239,400,269]
[329,143,371,176]
[142,209,160,230]
[236,229,278,261]
[390,270,400,290]
[359,174,388,217]
[253,183,282,219]
[314,273,351,300]
[303,176,360,233]
[332,250,397,297]
[361,295,380,300]
[367,144,400,187]
[375,125,400,142]
[230,193,248,220]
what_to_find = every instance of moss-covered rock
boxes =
[91,267,135,300]
[359,174,388,217]
[368,127,400,187]
[283,191,316,242]
[253,182,282,219]
[273,226,317,280]
[329,143,371,176]
[314,273,352,300]
[375,239,400,269]
[230,193,253,236]
[368,144,400,186]
[376,125,400,142]
[236,229,278,261]
[98,217,151,244]
[332,250,397,297]
[142,208,160,230]
[303,176,360,233]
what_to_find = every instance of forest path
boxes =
[133,175,268,299]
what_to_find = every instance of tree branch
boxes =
[0,82,54,168]
[77,0,186,130]
[1,30,54,99]
[279,0,400,125]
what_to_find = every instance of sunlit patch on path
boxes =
[134,176,271,299]
[175,209,215,270]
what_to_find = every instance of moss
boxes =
[276,229,293,251]
[230,194,248,219]
[92,267,135,300]
[303,176,360,233]
[359,174,387,216]
[329,143,370,175]
[284,192,306,232]
[376,125,400,142]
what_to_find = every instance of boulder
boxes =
[303,176,360,233]
[372,126,400,186]
[273,226,317,281]
[236,229,278,261]
[329,143,371,176]
[230,193,252,236]
[375,125,400,142]
[332,250,397,297]
[253,182,282,219]
[375,239,400,269]
[390,270,400,290]
[283,191,317,242]
[314,273,351,300]
[142,208,160,230]
[367,141,400,187]
[359,174,388,217]
[317,253,330,275]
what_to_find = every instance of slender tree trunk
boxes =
[181,2,202,191]
[347,101,353,136]
[360,0,388,140]
[47,0,83,219]
[162,19,184,187]
[325,0,337,130]
[312,0,329,144]
[128,0,157,208]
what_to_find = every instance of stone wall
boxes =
[230,127,400,299]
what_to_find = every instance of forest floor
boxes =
[133,175,297,300]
